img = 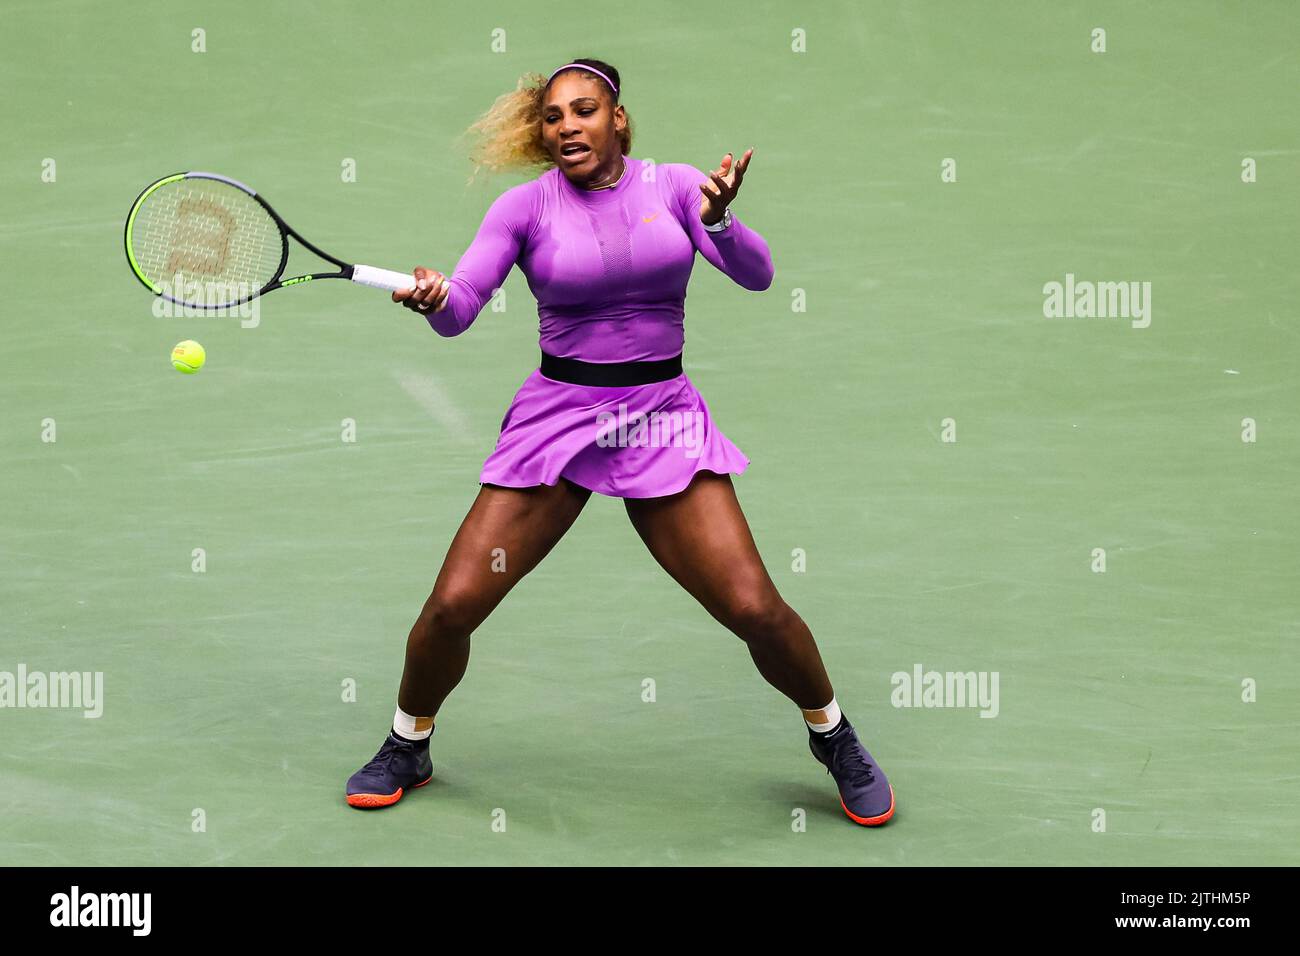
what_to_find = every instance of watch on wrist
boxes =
[703,207,733,233]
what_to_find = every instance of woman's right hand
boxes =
[393,267,451,314]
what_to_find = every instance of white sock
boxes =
[393,704,435,742]
[802,697,842,734]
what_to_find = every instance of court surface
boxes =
[1,0,1296,865]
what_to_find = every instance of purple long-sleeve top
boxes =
[426,155,773,363]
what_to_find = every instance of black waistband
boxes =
[539,352,683,386]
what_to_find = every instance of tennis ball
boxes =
[171,340,205,374]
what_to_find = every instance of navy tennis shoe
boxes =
[346,732,433,809]
[808,717,895,826]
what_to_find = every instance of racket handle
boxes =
[351,264,416,292]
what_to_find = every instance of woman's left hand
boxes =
[699,148,753,226]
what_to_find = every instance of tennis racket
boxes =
[124,171,414,309]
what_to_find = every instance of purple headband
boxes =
[547,62,619,97]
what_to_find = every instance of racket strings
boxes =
[130,179,283,306]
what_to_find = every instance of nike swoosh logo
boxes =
[641,213,658,223]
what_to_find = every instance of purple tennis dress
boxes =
[428,155,774,498]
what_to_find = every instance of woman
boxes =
[345,58,894,827]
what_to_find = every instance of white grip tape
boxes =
[351,264,417,292]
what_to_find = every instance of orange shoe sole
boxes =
[346,773,433,809]
[841,784,895,826]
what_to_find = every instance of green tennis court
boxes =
[2,0,1296,865]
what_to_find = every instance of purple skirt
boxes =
[479,368,750,498]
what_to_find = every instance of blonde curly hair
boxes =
[456,58,633,186]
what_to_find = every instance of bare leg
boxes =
[398,479,591,717]
[623,472,834,709]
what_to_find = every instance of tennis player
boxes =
[345,58,894,826]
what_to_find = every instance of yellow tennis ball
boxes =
[172,340,205,374]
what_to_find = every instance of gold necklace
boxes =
[585,157,627,191]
